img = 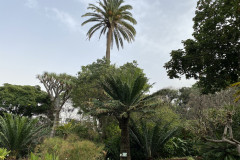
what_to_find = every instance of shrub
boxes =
[35,135,104,160]
[30,153,59,160]
[0,148,10,160]
[56,120,100,141]
[164,137,197,158]
[0,114,47,158]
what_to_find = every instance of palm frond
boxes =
[0,114,47,157]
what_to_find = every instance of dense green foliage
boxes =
[0,84,51,117]
[0,114,47,158]
[72,59,115,112]
[200,142,240,160]
[165,0,240,94]
[35,136,104,160]
[56,120,100,141]
[130,118,177,159]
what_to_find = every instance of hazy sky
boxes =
[0,0,197,92]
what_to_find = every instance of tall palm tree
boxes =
[82,0,137,61]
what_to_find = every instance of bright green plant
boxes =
[0,114,47,158]
[30,152,59,160]
[0,148,10,160]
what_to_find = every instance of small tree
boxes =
[37,72,74,137]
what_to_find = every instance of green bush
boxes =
[105,135,120,160]
[164,137,197,158]
[0,148,10,160]
[35,135,104,160]
[30,152,59,160]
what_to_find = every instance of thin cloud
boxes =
[45,8,83,33]
[25,0,38,9]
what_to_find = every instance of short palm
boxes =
[0,114,46,157]
[82,0,137,60]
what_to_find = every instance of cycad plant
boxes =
[82,0,137,60]
[130,118,178,160]
[0,114,47,158]
[91,65,161,160]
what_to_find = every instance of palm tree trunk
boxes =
[106,28,112,61]
[119,117,131,160]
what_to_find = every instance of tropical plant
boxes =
[164,137,197,158]
[0,148,10,160]
[0,114,47,158]
[82,0,137,60]
[89,65,161,160]
[130,118,178,159]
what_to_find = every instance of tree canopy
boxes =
[164,0,240,94]
[0,84,50,117]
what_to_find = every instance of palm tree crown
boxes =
[82,0,137,60]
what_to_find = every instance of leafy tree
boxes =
[185,88,240,155]
[37,72,75,137]
[71,59,116,138]
[164,0,240,94]
[0,84,51,117]
[0,114,47,158]
[72,59,115,112]
[82,0,137,60]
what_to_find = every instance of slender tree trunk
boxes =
[50,97,61,137]
[50,109,61,137]
[119,117,131,160]
[106,28,112,61]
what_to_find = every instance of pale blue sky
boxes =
[0,0,197,91]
